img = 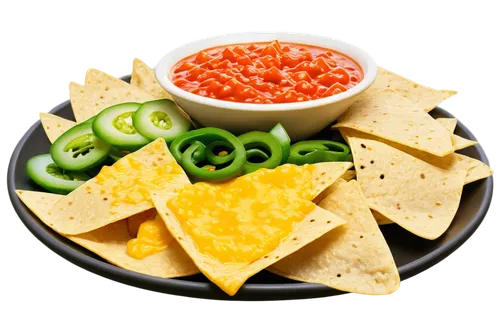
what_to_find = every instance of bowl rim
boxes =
[155,32,378,112]
[6,90,494,300]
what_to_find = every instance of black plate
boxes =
[7,77,493,300]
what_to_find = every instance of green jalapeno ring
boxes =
[170,128,246,182]
[269,123,291,164]
[238,131,282,174]
[287,140,351,165]
[205,140,236,165]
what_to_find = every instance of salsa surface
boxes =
[170,41,363,104]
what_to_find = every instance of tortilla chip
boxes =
[314,169,357,204]
[253,162,352,201]
[152,189,345,296]
[436,118,477,151]
[39,113,76,143]
[270,180,400,295]
[340,128,490,185]
[348,136,466,240]
[367,67,457,112]
[334,90,453,156]
[131,58,172,99]
[47,139,190,235]
[372,209,394,225]
[16,190,198,278]
[69,79,154,123]
[84,69,130,88]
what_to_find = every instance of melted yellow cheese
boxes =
[95,156,183,207]
[167,171,315,264]
[126,213,173,259]
[250,164,315,200]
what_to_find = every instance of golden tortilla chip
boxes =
[47,139,190,235]
[367,67,457,112]
[334,90,453,156]
[314,169,357,204]
[340,128,491,185]
[152,188,345,296]
[270,180,400,295]
[348,136,466,240]
[16,190,198,278]
[131,58,172,99]
[69,79,154,123]
[84,69,130,88]
[251,162,352,201]
[436,118,477,151]
[39,113,76,143]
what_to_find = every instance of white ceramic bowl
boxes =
[156,32,377,140]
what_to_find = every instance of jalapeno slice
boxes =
[92,102,150,150]
[50,122,111,171]
[269,123,291,164]
[132,99,191,143]
[26,154,90,194]
[170,128,246,182]
[238,131,282,174]
[287,140,352,165]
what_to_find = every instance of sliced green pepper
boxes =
[287,140,352,165]
[170,128,246,182]
[269,123,290,164]
[238,131,282,174]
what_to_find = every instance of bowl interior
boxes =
[8,82,493,300]
[155,32,378,112]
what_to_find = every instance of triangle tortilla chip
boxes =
[47,139,190,235]
[131,58,172,99]
[85,69,130,88]
[334,90,453,156]
[348,136,466,240]
[269,179,400,295]
[436,118,477,151]
[249,162,352,201]
[69,78,154,122]
[151,185,345,296]
[340,128,491,185]
[40,113,76,143]
[16,190,198,278]
[366,67,457,112]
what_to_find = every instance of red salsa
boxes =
[170,41,363,104]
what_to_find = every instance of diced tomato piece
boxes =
[262,67,285,84]
[242,65,259,78]
[294,80,318,95]
[291,71,312,82]
[222,48,238,62]
[195,51,212,64]
[174,62,196,73]
[322,82,348,97]
[259,55,282,69]
[233,46,248,55]
[236,55,253,66]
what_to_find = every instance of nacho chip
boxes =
[39,113,76,143]
[84,69,130,88]
[152,171,345,296]
[334,90,453,156]
[131,58,172,99]
[270,180,400,295]
[250,162,352,201]
[314,169,357,204]
[367,67,457,112]
[47,139,190,235]
[16,190,198,278]
[69,79,154,122]
[436,118,477,151]
[348,136,466,240]
[340,128,491,185]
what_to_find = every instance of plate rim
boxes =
[7,98,493,301]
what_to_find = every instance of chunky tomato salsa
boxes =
[170,41,363,104]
